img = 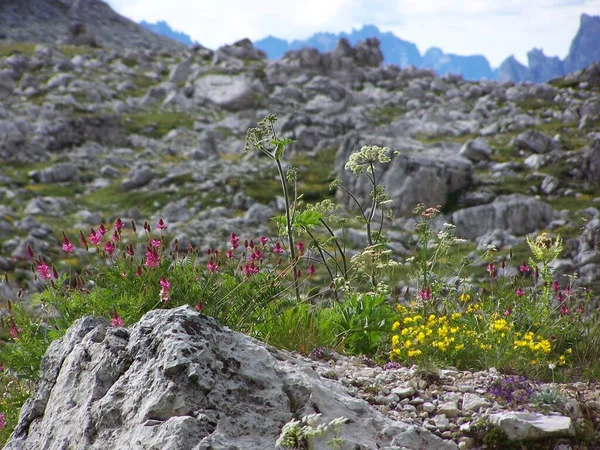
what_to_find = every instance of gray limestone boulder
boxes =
[121,167,155,191]
[194,74,264,111]
[0,70,16,99]
[3,306,457,450]
[336,134,473,218]
[514,130,553,154]
[452,194,556,240]
[488,412,575,441]
[458,139,491,162]
[38,162,78,184]
[169,58,192,84]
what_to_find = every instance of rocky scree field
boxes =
[0,36,599,449]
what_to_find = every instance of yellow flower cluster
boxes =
[391,305,567,370]
[513,332,552,354]
[391,313,468,359]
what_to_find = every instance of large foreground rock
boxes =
[4,306,457,450]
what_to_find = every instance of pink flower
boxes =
[98,224,108,235]
[89,228,102,246]
[156,218,168,229]
[121,272,127,278]
[226,249,235,260]
[36,261,52,280]
[242,262,259,277]
[26,244,35,259]
[249,249,263,262]
[206,259,219,273]
[260,236,268,246]
[126,244,135,257]
[144,248,160,268]
[296,241,305,255]
[519,263,531,274]
[552,281,561,292]
[559,304,570,315]
[418,288,432,301]
[272,242,284,254]
[159,276,171,302]
[194,301,204,312]
[9,321,22,339]
[230,232,240,249]
[504,308,512,316]
[308,264,316,275]
[135,266,142,277]
[515,287,524,297]
[0,412,6,430]
[111,230,120,242]
[487,263,497,279]
[61,232,74,254]
[111,307,124,327]
[557,291,565,302]
[104,241,115,256]
[150,238,161,248]
[114,217,124,232]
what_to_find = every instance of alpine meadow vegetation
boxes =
[0,114,599,446]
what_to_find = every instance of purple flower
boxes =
[310,347,332,360]
[156,218,168,230]
[260,236,268,246]
[0,412,6,430]
[515,287,524,297]
[383,361,403,371]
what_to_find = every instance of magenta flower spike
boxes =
[61,232,74,254]
[272,242,284,254]
[36,261,52,280]
[111,307,124,327]
[156,218,168,230]
[114,217,124,232]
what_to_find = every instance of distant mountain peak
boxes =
[139,20,195,46]
[254,24,495,81]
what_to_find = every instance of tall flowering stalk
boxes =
[245,114,300,302]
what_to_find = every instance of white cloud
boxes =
[105,0,600,67]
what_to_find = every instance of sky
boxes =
[105,0,600,68]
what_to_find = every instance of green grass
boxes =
[0,42,37,57]
[81,181,175,215]
[121,112,194,139]
[364,105,406,126]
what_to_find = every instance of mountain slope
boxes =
[0,0,184,51]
